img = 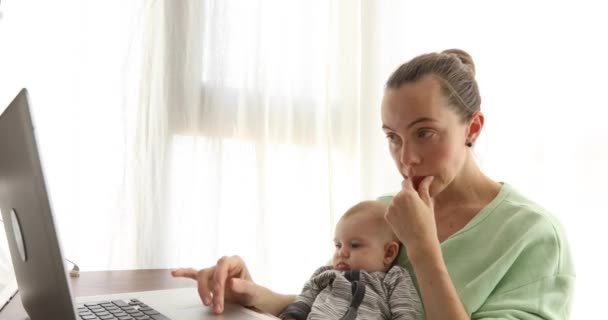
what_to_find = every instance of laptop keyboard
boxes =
[77,298,171,320]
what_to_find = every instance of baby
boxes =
[280,200,423,320]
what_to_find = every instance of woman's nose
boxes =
[400,143,420,167]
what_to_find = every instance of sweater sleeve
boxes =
[471,215,575,320]
[471,274,575,320]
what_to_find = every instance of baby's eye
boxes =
[334,243,342,249]
[351,242,362,249]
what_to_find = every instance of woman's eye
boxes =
[386,133,400,144]
[417,130,435,139]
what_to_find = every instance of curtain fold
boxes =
[150,0,368,292]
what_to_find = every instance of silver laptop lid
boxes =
[0,89,77,319]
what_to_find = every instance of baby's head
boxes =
[332,200,400,273]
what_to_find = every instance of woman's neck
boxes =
[433,154,501,214]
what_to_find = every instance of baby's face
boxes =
[332,213,388,273]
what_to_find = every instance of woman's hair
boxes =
[385,49,481,122]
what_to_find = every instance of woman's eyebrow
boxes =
[407,117,437,129]
[382,117,438,131]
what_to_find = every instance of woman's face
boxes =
[381,75,476,196]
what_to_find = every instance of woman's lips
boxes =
[412,176,425,190]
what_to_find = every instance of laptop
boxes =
[0,89,276,320]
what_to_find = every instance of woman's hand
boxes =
[171,255,260,314]
[385,176,439,260]
[385,176,470,319]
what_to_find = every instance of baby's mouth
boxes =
[334,262,350,271]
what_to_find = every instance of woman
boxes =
[172,49,575,319]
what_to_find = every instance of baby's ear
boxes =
[384,241,400,265]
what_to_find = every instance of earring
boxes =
[466,141,473,147]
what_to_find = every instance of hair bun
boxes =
[442,49,476,77]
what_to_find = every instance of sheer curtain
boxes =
[1,0,606,317]
[150,0,369,293]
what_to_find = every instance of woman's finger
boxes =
[212,256,233,313]
[197,268,214,306]
[401,176,414,191]
[170,268,198,280]
[418,176,434,205]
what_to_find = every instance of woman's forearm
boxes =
[409,244,469,320]
[254,288,296,317]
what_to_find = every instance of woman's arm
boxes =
[172,255,295,315]
[253,287,296,316]
[385,177,469,320]
[408,243,468,320]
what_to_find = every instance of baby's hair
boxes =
[340,200,399,242]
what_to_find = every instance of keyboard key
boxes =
[142,310,159,316]
[85,303,102,307]
[112,300,130,307]
[81,299,169,320]
[111,310,127,316]
[150,314,171,320]
[129,299,143,305]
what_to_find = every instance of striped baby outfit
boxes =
[280,265,423,320]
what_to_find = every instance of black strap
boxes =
[343,269,361,282]
[279,301,311,320]
[339,273,366,320]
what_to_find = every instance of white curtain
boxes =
[1,0,607,318]
[150,0,369,293]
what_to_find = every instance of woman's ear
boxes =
[466,111,485,146]
[384,241,400,265]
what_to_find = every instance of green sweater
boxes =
[379,183,575,319]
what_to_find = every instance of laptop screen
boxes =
[0,89,78,319]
